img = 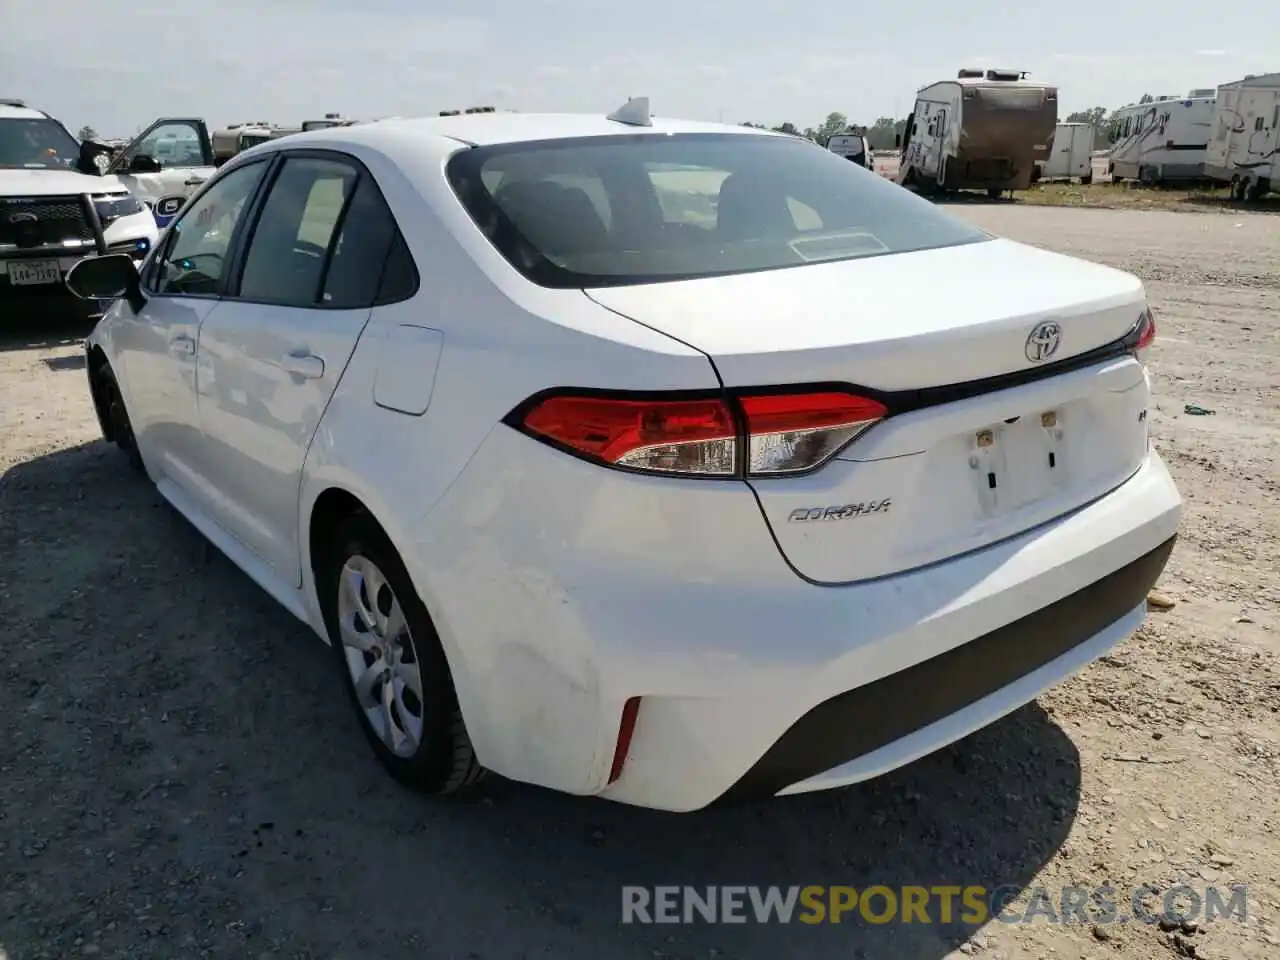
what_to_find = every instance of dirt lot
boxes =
[1,204,1277,960]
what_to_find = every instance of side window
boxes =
[321,175,413,308]
[152,161,268,297]
[131,121,206,169]
[376,231,418,304]
[237,156,358,306]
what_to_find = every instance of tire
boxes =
[320,512,486,796]
[1244,178,1264,203]
[1229,178,1245,201]
[95,364,144,473]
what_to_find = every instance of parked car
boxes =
[64,99,1181,812]
[0,98,157,319]
[79,117,219,227]
[826,130,874,170]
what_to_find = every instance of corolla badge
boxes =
[1025,320,1062,363]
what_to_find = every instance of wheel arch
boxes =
[307,486,376,600]
[86,344,115,442]
[301,477,497,746]
[304,484,451,656]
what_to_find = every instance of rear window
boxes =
[445,132,988,288]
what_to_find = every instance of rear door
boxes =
[110,118,217,226]
[1072,125,1094,176]
[191,151,397,585]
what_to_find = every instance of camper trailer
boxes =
[826,129,874,169]
[210,122,280,166]
[1204,72,1280,201]
[1036,121,1095,182]
[895,68,1058,196]
[1106,91,1215,184]
[301,113,357,131]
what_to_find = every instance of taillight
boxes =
[520,394,737,475]
[1125,306,1156,361]
[739,392,887,475]
[1135,307,1156,352]
[513,388,887,478]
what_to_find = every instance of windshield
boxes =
[0,117,80,169]
[446,132,987,288]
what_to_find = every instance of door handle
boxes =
[184,178,206,187]
[169,334,196,356]
[280,352,324,379]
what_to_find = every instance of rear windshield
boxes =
[445,132,989,288]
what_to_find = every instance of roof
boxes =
[324,111,787,147]
[1221,72,1280,89]
[0,103,49,120]
[919,76,1056,93]
[1113,95,1215,113]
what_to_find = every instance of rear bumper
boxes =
[413,429,1181,811]
[724,534,1173,800]
[603,453,1178,811]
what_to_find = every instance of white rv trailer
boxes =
[1035,121,1095,182]
[826,130,874,170]
[896,67,1058,195]
[1106,91,1216,184]
[1204,72,1280,201]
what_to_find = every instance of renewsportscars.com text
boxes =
[621,884,1248,926]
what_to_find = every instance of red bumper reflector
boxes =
[608,697,642,784]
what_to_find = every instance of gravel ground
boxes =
[1,204,1277,960]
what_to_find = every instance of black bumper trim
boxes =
[722,535,1177,800]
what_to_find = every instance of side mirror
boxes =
[128,153,163,173]
[66,254,143,309]
[76,140,111,176]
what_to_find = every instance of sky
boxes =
[1,0,1273,137]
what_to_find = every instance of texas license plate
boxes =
[8,259,62,286]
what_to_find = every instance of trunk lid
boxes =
[587,237,1153,583]
[584,237,1144,390]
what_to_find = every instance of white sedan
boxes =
[65,99,1181,812]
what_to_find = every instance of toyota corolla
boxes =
[64,100,1181,811]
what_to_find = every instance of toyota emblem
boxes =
[1025,321,1062,363]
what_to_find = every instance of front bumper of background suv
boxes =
[0,194,155,319]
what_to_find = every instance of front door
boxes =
[114,158,271,492]
[110,118,217,226]
[193,152,402,585]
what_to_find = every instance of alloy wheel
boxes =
[336,554,426,758]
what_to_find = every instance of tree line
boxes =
[742,94,1161,152]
